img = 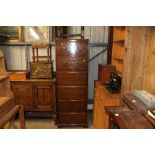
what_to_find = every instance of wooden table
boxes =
[105,93,155,129]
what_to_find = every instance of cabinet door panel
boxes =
[35,85,54,109]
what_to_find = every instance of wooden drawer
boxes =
[56,57,88,71]
[56,40,88,58]
[57,100,87,113]
[14,93,33,108]
[12,84,32,92]
[57,86,87,100]
[15,100,34,108]
[58,113,87,125]
[56,72,87,85]
[14,93,33,100]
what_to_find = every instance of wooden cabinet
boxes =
[10,79,56,113]
[98,64,116,84]
[112,26,126,75]
[56,39,88,128]
[93,81,121,128]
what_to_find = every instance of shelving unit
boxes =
[111,26,126,75]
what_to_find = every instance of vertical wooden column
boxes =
[107,26,114,64]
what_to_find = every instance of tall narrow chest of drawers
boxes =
[56,39,89,128]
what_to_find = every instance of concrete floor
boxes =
[5,110,93,129]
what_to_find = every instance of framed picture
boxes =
[0,26,22,42]
[24,26,49,43]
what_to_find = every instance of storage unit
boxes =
[56,39,88,128]
[98,64,116,84]
[111,26,126,75]
[93,81,121,128]
[10,79,56,114]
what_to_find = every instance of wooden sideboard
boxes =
[93,81,121,128]
[10,79,56,114]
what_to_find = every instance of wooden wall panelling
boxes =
[143,27,155,95]
[122,27,150,94]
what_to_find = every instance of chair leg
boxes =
[19,105,26,129]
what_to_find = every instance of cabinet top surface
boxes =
[10,78,56,83]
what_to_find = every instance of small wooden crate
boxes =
[8,70,30,80]
[98,64,116,84]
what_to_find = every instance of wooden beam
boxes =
[107,26,114,64]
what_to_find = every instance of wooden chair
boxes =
[0,50,26,129]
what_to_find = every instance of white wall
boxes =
[0,26,109,99]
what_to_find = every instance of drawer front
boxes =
[12,84,32,92]
[15,93,33,100]
[57,86,87,100]
[56,57,88,71]
[56,40,88,58]
[58,113,87,125]
[57,100,87,113]
[56,72,87,85]
[14,93,33,108]
[15,100,34,108]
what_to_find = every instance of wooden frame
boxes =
[0,26,22,43]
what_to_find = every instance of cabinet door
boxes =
[34,85,54,111]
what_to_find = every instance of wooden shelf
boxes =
[0,42,56,46]
[0,75,9,82]
[112,57,124,61]
[113,40,125,46]
[112,26,126,76]
[0,42,108,48]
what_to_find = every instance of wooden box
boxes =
[98,64,116,84]
[8,70,30,80]
[29,61,53,79]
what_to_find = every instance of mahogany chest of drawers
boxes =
[56,39,89,128]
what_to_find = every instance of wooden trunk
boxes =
[56,39,88,128]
